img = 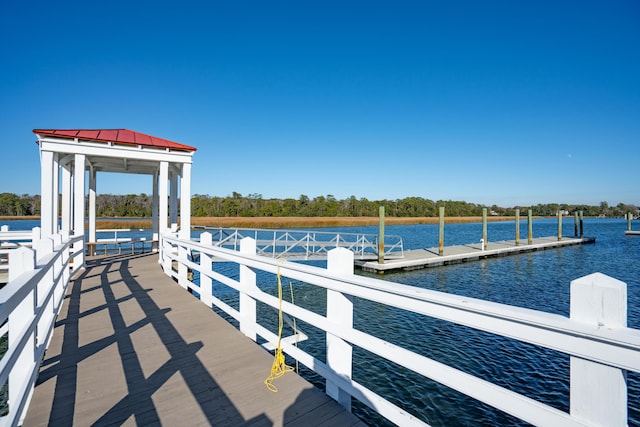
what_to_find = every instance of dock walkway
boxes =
[24,253,363,426]
[357,236,595,273]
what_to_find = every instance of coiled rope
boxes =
[264,261,295,392]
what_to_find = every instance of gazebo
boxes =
[33,129,197,266]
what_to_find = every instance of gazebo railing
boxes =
[0,232,83,427]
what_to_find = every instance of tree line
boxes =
[0,192,637,218]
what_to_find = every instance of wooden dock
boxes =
[23,253,364,426]
[356,236,596,273]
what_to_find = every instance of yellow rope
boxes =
[264,262,294,392]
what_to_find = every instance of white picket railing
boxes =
[0,230,83,427]
[161,232,640,426]
[193,226,404,260]
[87,228,155,255]
[0,227,41,283]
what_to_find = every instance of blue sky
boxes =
[1,1,638,207]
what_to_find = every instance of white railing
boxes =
[0,231,83,427]
[161,232,640,426]
[193,227,404,260]
[0,227,41,282]
[87,228,155,255]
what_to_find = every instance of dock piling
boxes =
[482,208,487,250]
[558,211,562,241]
[378,206,385,264]
[579,210,584,238]
[528,209,533,245]
[628,212,632,231]
[515,208,520,246]
[438,207,445,256]
[574,212,579,237]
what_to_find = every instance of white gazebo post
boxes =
[34,128,196,266]
[159,161,169,234]
[180,162,191,237]
[158,161,169,266]
[52,152,59,235]
[88,166,97,251]
[152,171,159,244]
[177,162,192,289]
[73,153,85,268]
[170,171,178,229]
[60,158,72,235]
[40,150,55,236]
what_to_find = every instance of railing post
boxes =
[177,223,191,289]
[31,226,41,249]
[160,235,171,275]
[36,237,55,349]
[326,247,354,411]
[272,231,277,258]
[570,272,627,425]
[8,247,36,425]
[240,237,257,341]
[199,232,213,306]
[178,248,189,290]
[53,234,68,316]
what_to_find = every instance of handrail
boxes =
[0,228,41,273]
[87,228,155,256]
[161,233,639,426]
[0,231,34,242]
[0,232,83,427]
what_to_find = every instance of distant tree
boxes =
[0,193,18,215]
[1,191,637,220]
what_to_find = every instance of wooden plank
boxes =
[23,253,364,426]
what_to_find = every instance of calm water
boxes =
[350,218,639,426]
[3,218,639,425]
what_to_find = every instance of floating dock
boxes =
[356,236,596,273]
[625,230,640,236]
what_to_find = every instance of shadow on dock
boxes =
[24,253,363,426]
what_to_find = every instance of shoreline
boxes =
[2,215,533,229]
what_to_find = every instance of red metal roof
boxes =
[33,129,197,152]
